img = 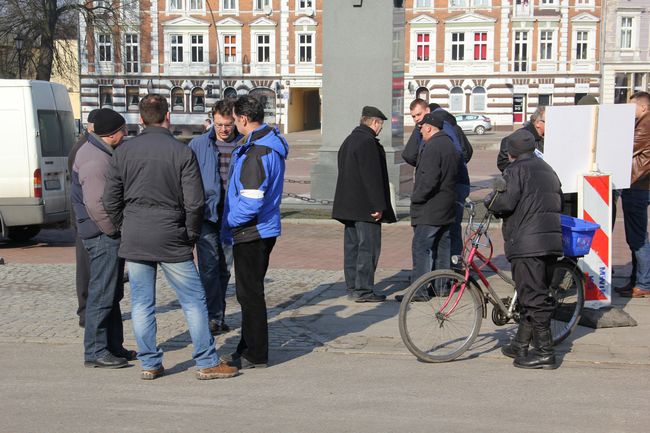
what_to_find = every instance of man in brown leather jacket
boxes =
[620,91,650,298]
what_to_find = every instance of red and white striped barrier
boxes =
[578,173,612,309]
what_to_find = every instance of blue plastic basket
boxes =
[560,215,600,257]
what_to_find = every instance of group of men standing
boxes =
[332,91,649,370]
[332,101,472,303]
[70,94,287,379]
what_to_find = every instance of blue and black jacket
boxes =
[222,125,288,244]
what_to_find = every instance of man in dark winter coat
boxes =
[487,129,563,370]
[408,111,459,288]
[403,100,472,267]
[68,108,98,327]
[103,94,238,381]
[71,108,133,369]
[332,106,397,303]
[497,106,545,173]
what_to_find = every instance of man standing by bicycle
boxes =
[487,129,563,370]
[409,111,459,290]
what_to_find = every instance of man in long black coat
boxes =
[332,106,397,302]
[488,129,563,370]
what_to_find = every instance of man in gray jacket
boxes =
[103,95,238,381]
[71,108,133,369]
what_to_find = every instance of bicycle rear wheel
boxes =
[548,260,584,345]
[398,270,483,363]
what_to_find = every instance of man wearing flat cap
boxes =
[404,111,459,299]
[487,129,563,370]
[332,106,396,302]
[70,108,134,369]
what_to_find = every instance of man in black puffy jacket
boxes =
[488,129,563,370]
[496,107,545,173]
[409,111,459,286]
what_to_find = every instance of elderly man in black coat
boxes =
[488,129,563,370]
[332,106,397,302]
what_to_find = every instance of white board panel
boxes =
[595,104,635,190]
[544,105,595,193]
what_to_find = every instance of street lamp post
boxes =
[14,34,24,79]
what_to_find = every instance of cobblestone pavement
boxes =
[0,264,342,355]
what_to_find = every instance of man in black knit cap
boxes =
[71,108,134,368]
[69,109,99,327]
[487,129,563,370]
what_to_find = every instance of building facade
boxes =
[79,0,604,134]
[80,0,322,135]
[403,0,602,127]
[601,0,650,104]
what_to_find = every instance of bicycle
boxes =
[398,196,585,363]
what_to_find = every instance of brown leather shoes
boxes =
[141,365,165,380]
[196,362,239,380]
[620,287,650,298]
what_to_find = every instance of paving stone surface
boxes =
[0,264,341,355]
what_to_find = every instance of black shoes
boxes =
[209,320,231,336]
[501,322,533,359]
[349,292,386,303]
[84,353,128,369]
[221,352,267,369]
[113,348,138,361]
[514,325,558,370]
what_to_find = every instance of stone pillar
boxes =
[310,0,409,204]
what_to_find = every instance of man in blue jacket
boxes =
[221,95,288,369]
[188,99,242,336]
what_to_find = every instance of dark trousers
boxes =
[622,188,650,289]
[451,184,471,259]
[233,237,276,364]
[82,234,125,361]
[343,221,381,296]
[511,256,557,327]
[411,224,450,283]
[75,235,90,322]
[196,221,231,323]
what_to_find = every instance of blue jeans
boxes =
[127,260,219,370]
[82,234,125,361]
[196,221,232,323]
[622,188,650,290]
[411,224,450,283]
[451,183,471,259]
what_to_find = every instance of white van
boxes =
[0,80,75,242]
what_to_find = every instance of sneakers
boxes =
[141,365,165,380]
[196,362,239,380]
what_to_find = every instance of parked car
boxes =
[0,80,75,242]
[455,114,492,135]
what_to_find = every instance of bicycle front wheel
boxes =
[548,260,584,345]
[398,270,483,363]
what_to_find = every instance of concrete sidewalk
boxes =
[286,268,650,366]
